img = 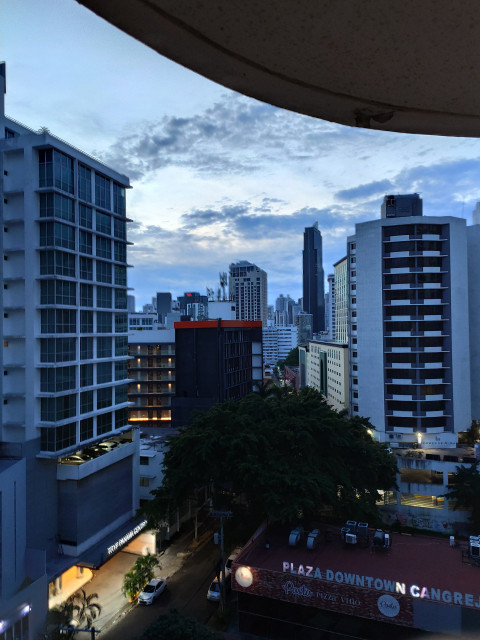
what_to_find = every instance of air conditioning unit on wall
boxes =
[396,434,403,439]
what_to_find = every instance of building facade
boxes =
[334,257,348,344]
[172,320,263,427]
[229,261,268,325]
[348,194,472,446]
[0,65,141,638]
[302,223,325,333]
[128,328,175,429]
[299,340,349,411]
[262,325,298,365]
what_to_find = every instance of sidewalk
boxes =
[82,526,213,634]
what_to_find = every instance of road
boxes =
[102,538,222,640]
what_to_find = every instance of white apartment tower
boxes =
[229,260,268,325]
[0,65,142,637]
[349,194,472,447]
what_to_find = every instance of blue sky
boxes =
[3,0,480,309]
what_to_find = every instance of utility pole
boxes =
[211,509,232,611]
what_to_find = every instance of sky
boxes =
[3,0,480,309]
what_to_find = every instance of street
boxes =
[101,538,222,640]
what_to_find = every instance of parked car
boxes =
[138,578,167,605]
[207,577,222,602]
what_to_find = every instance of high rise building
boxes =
[262,325,298,365]
[302,223,325,333]
[0,64,143,636]
[229,261,268,325]
[326,273,335,339]
[349,193,473,447]
[334,257,348,344]
[156,292,172,323]
[177,291,208,320]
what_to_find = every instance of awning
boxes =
[77,517,148,569]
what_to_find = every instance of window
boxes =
[96,311,112,333]
[80,284,93,307]
[41,394,76,421]
[115,289,127,309]
[40,338,75,363]
[140,477,150,487]
[96,287,112,309]
[97,337,112,358]
[80,337,93,360]
[78,164,92,202]
[39,193,74,222]
[79,204,92,228]
[41,309,55,333]
[95,173,111,210]
[97,362,112,384]
[352,324,357,331]
[40,366,76,392]
[351,257,356,264]
[80,363,93,387]
[114,241,126,263]
[55,251,75,277]
[115,313,128,333]
[80,391,93,414]
[96,211,111,235]
[80,417,93,441]
[38,149,53,188]
[115,361,127,381]
[351,284,356,291]
[351,270,356,277]
[113,217,126,239]
[113,183,126,215]
[350,243,356,250]
[96,260,111,283]
[353,404,359,411]
[352,351,357,358]
[54,150,74,193]
[80,310,93,333]
[56,309,76,333]
[115,384,128,404]
[40,222,75,249]
[115,407,128,427]
[40,422,76,452]
[351,297,356,304]
[140,456,149,466]
[114,265,127,286]
[97,411,112,435]
[115,336,128,356]
[79,230,92,255]
[80,257,93,281]
[56,280,76,306]
[96,236,111,259]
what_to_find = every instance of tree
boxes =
[443,461,480,532]
[122,553,159,601]
[137,610,220,640]
[143,388,397,525]
[70,589,102,628]
[277,346,299,371]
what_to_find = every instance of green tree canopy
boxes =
[443,461,480,532]
[122,553,159,601]
[143,388,397,526]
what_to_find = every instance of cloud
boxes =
[97,94,347,181]
[335,179,395,201]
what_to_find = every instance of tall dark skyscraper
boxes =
[303,223,325,333]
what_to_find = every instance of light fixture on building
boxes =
[235,566,253,588]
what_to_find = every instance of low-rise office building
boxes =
[299,340,349,411]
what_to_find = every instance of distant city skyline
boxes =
[4,0,480,309]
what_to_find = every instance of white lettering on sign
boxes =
[282,581,313,598]
[282,562,480,608]
[107,520,147,556]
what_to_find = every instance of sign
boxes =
[106,520,147,556]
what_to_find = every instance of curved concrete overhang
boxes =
[76,0,480,137]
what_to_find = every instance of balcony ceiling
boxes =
[77,0,480,137]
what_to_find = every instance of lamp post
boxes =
[211,509,232,611]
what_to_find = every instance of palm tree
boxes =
[69,589,102,628]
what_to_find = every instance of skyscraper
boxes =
[303,223,325,333]
[348,193,473,447]
[0,64,141,636]
[229,260,268,325]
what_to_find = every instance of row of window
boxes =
[39,149,126,215]
[40,407,128,451]
[40,336,128,362]
[40,251,127,285]
[39,222,127,260]
[40,361,128,391]
[40,385,128,422]
[40,280,127,308]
